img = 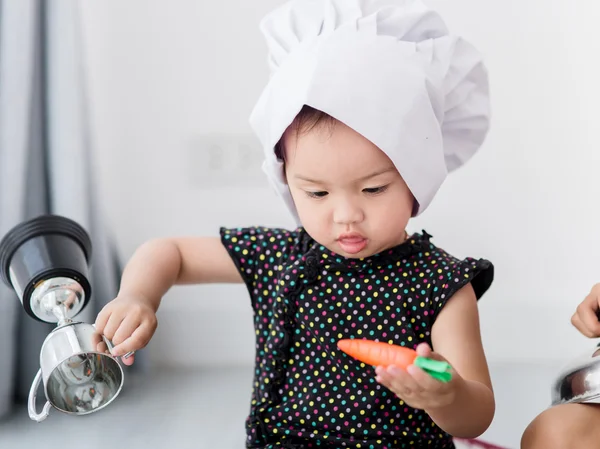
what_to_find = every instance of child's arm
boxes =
[425,283,495,438]
[375,283,494,438]
[121,237,243,296]
[95,237,242,362]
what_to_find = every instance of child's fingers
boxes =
[571,313,594,338]
[380,365,422,396]
[102,312,125,341]
[94,307,111,335]
[576,294,600,337]
[111,322,153,357]
[375,368,398,393]
[375,365,390,383]
[111,315,142,346]
[415,343,432,357]
[95,340,109,354]
[120,353,135,366]
[375,371,391,390]
[407,364,442,391]
[91,330,104,348]
[91,332,110,354]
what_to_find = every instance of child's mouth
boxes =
[337,236,368,254]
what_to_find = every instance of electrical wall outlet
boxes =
[187,133,268,188]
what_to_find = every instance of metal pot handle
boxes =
[104,335,135,360]
[28,369,52,422]
[91,324,134,360]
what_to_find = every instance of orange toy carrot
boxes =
[337,339,452,382]
[337,339,417,368]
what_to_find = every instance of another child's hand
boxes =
[375,342,459,411]
[94,294,158,366]
[571,283,600,338]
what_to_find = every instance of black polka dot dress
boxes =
[220,227,494,449]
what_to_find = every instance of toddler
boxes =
[96,1,496,447]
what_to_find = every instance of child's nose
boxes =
[333,199,364,225]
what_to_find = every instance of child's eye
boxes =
[363,185,388,195]
[306,191,329,198]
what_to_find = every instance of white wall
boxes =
[79,0,600,368]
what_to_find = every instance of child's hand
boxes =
[572,283,600,338]
[375,342,459,411]
[94,294,158,366]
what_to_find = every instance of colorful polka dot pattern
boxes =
[220,227,493,449]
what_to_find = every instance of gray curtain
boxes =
[0,0,137,419]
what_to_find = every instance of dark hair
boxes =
[275,105,419,215]
[274,105,336,163]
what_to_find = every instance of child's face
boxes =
[283,121,413,258]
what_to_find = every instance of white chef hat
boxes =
[250,0,490,224]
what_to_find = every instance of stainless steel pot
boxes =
[28,321,124,422]
[551,343,600,405]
